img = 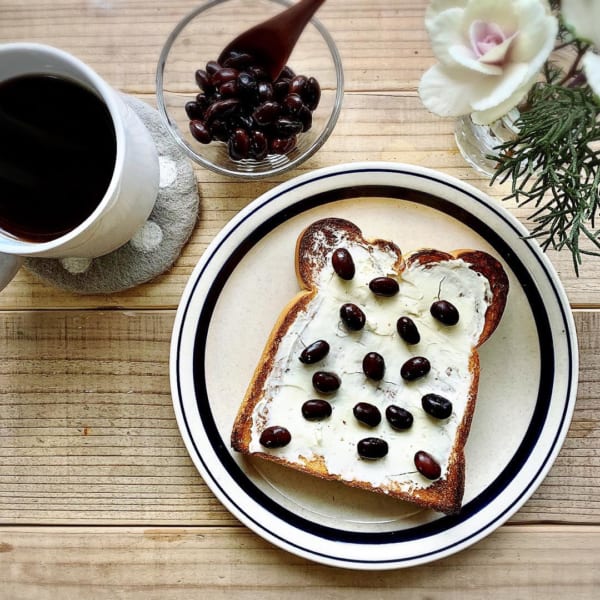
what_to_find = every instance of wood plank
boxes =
[0,525,599,598]
[0,310,598,524]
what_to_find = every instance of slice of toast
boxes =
[231,218,509,514]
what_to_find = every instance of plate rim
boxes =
[170,161,579,569]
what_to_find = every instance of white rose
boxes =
[419,0,558,124]
[562,0,600,98]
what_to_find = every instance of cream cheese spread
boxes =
[248,232,493,493]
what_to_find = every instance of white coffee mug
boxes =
[0,43,160,290]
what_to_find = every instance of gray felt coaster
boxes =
[24,95,199,294]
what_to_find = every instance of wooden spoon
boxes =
[218,0,326,80]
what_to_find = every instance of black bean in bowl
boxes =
[185,51,321,161]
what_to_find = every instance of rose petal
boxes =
[419,64,474,117]
[469,62,530,111]
[470,20,505,57]
[583,51,600,98]
[562,0,600,49]
[510,0,558,65]
[479,32,518,64]
[471,78,534,124]
[463,0,519,34]
[448,44,503,75]
[419,63,502,117]
[425,0,468,28]
[426,7,468,66]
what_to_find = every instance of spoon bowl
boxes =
[218,0,326,80]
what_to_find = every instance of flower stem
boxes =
[557,43,590,87]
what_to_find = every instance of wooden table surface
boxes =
[1,0,599,597]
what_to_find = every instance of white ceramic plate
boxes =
[170,162,578,569]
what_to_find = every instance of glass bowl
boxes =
[156,0,344,179]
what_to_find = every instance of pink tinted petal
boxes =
[469,20,517,66]
[470,20,506,57]
[480,32,518,65]
[448,44,503,75]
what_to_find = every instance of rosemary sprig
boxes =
[489,74,600,275]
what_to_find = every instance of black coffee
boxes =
[0,74,116,242]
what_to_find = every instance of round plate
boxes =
[170,162,578,569]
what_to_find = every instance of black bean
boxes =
[421,393,453,419]
[362,352,385,380]
[252,101,281,126]
[205,60,221,76]
[301,399,332,420]
[289,75,308,96]
[273,78,290,100]
[430,300,459,325]
[249,130,268,160]
[194,68,211,91]
[297,105,313,132]
[248,65,269,81]
[299,339,330,364]
[195,93,210,110]
[357,437,388,459]
[414,450,441,479]
[257,81,274,101]
[385,405,413,430]
[203,98,240,123]
[400,356,431,381]
[223,52,255,70]
[219,79,239,97]
[283,92,304,114]
[189,120,212,144]
[339,303,366,330]
[396,316,420,344]
[233,112,254,131]
[302,76,321,111]
[237,71,259,103]
[353,402,382,427]
[312,371,341,393]
[211,67,239,87]
[275,117,303,137]
[369,277,399,296]
[259,425,291,448]
[185,101,205,120]
[331,247,355,280]
[269,135,297,154]
[228,128,250,160]
[208,119,230,142]
[279,65,296,79]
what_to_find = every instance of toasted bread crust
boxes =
[230,291,315,453]
[231,218,508,514]
[296,218,404,290]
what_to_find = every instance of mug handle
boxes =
[0,253,24,292]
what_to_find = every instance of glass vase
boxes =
[454,108,520,176]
